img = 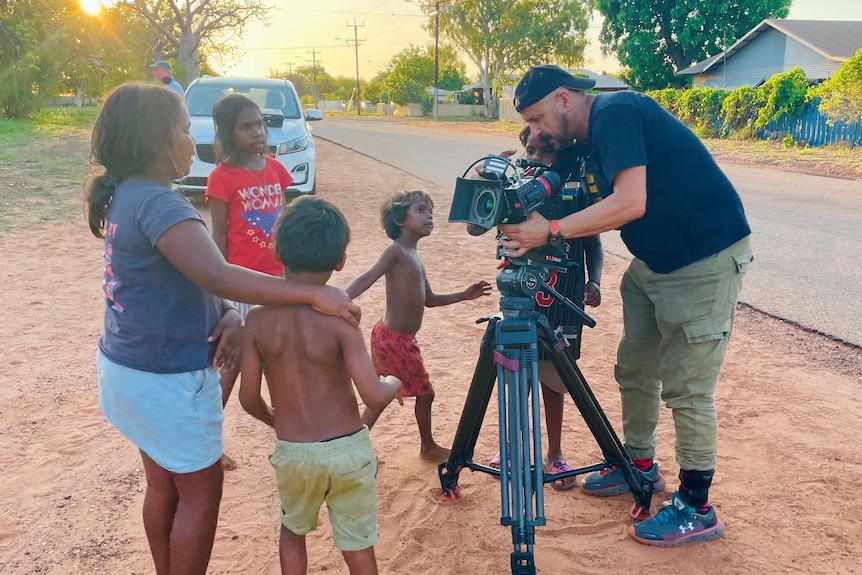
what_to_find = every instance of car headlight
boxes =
[277,135,309,155]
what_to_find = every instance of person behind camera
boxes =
[470,125,603,489]
[149,60,185,99]
[500,64,753,547]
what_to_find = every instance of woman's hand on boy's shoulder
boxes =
[312,285,361,328]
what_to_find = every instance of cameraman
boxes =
[500,65,752,547]
[470,126,603,490]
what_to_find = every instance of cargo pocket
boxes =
[733,252,753,275]
[682,317,732,344]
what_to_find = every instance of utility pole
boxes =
[307,49,321,104]
[345,20,365,116]
[433,0,439,121]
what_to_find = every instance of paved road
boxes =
[313,118,862,345]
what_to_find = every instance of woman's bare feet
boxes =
[220,453,238,471]
[420,443,451,463]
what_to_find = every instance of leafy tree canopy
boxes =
[372,43,468,105]
[119,0,270,85]
[598,0,791,91]
[0,0,152,118]
[436,0,592,118]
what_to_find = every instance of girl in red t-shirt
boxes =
[206,94,294,467]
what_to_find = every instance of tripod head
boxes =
[495,242,596,328]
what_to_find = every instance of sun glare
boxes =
[80,0,101,15]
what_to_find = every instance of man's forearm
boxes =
[558,190,643,239]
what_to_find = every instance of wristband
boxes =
[548,220,565,246]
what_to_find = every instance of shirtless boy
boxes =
[239,196,403,575]
[347,190,491,462]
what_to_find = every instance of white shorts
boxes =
[97,349,224,473]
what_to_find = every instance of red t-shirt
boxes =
[205,157,293,275]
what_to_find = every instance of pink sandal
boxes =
[547,459,578,491]
[489,453,510,473]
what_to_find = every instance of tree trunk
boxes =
[177,33,200,87]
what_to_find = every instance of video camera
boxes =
[448,155,562,231]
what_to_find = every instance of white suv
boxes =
[177,77,322,197]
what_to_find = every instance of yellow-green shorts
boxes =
[270,427,379,551]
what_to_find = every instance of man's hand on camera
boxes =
[498,211,551,258]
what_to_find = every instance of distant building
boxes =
[676,19,862,89]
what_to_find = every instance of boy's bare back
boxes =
[243,304,368,442]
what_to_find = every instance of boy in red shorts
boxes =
[348,190,491,462]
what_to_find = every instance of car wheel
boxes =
[309,179,316,195]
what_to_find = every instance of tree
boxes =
[812,48,862,125]
[436,0,591,119]
[120,0,270,86]
[374,44,467,106]
[58,4,155,100]
[435,44,468,92]
[0,0,159,118]
[1,0,69,118]
[598,0,791,91]
[385,45,434,105]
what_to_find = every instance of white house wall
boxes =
[695,27,836,89]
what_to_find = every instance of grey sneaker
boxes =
[580,461,667,497]
[630,491,724,547]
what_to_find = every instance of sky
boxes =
[222,0,862,81]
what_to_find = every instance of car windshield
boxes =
[186,83,302,119]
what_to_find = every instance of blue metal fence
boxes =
[501,94,861,147]
[762,101,862,146]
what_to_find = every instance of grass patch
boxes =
[0,107,97,235]
[702,137,862,180]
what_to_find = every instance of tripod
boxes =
[437,255,657,575]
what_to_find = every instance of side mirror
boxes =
[305,108,323,121]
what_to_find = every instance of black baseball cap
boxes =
[514,65,596,112]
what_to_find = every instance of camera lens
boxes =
[477,190,496,218]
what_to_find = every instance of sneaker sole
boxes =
[580,474,667,497]
[629,519,724,547]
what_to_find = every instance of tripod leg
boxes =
[438,318,499,501]
[496,319,544,575]
[536,317,655,518]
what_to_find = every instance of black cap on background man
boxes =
[514,65,596,112]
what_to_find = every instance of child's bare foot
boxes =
[420,443,450,463]
[220,453,238,471]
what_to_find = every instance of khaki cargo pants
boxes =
[615,236,752,471]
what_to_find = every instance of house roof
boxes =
[677,19,862,76]
[577,69,629,91]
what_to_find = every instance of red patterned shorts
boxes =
[371,321,432,398]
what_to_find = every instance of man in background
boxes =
[149,60,185,99]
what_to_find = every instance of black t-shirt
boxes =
[533,150,589,357]
[585,91,750,273]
